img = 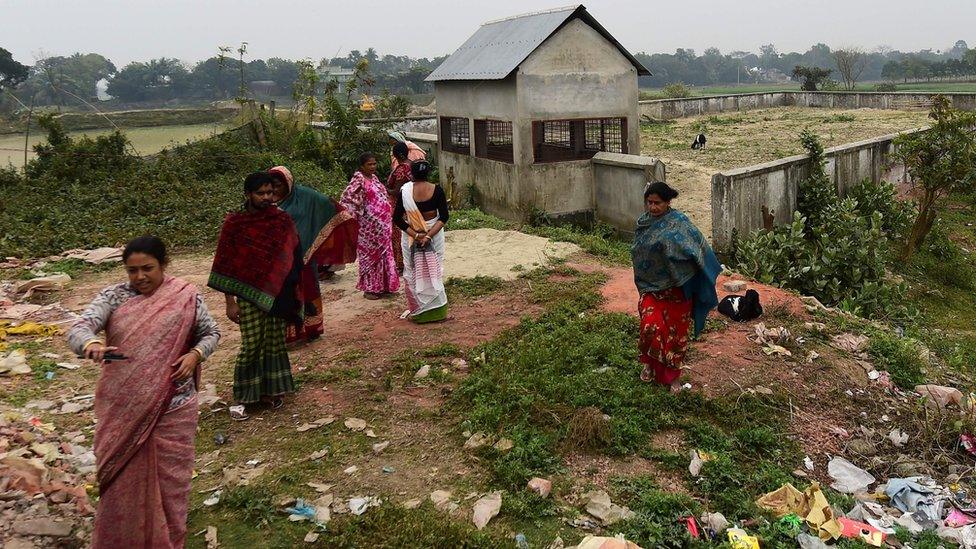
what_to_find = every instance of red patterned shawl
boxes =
[208,205,300,313]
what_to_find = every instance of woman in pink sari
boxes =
[68,236,220,548]
[340,152,400,299]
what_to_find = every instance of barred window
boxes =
[474,119,514,163]
[440,116,470,155]
[532,117,627,162]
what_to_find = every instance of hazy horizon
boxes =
[4,0,973,67]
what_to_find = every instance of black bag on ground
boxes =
[718,289,763,321]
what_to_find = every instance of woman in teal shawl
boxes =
[269,166,358,344]
[632,182,720,392]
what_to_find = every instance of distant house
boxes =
[249,80,280,97]
[426,5,651,221]
[317,65,355,95]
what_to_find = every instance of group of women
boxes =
[65,129,717,545]
[337,131,450,322]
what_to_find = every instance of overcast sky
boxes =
[3,0,972,66]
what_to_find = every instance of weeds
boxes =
[446,276,505,300]
[867,332,926,389]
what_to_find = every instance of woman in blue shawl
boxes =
[632,182,720,392]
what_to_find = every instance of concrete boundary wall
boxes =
[592,152,666,234]
[710,127,925,251]
[638,91,976,120]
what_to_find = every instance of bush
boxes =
[662,82,692,99]
[867,332,926,389]
[875,82,898,92]
[736,132,909,319]
[849,178,915,240]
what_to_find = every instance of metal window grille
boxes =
[542,120,572,148]
[474,120,514,162]
[440,116,470,155]
[583,118,624,154]
[532,117,627,162]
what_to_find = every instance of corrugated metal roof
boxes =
[426,5,650,82]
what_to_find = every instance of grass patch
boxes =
[453,269,798,514]
[610,476,700,547]
[866,332,926,389]
[446,276,505,300]
[448,208,514,231]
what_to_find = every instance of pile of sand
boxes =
[443,228,580,280]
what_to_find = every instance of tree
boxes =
[0,47,29,89]
[19,53,115,107]
[759,44,778,68]
[107,58,188,102]
[894,96,976,260]
[792,65,832,91]
[881,60,904,82]
[833,47,867,90]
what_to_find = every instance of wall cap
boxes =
[592,151,663,168]
[716,126,928,178]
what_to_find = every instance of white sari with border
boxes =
[400,181,447,319]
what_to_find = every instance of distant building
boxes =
[427,4,650,222]
[249,80,280,97]
[317,65,355,95]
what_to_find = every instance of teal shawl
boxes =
[278,184,340,257]
[632,209,721,337]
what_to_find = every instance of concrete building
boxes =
[317,65,355,95]
[427,5,651,222]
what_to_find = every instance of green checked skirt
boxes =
[233,299,295,404]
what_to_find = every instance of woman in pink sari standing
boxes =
[341,152,401,300]
[68,236,220,548]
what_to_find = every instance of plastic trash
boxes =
[727,528,760,549]
[214,433,228,445]
[285,499,317,522]
[828,457,875,494]
[796,533,829,549]
[515,533,529,548]
[700,512,729,536]
[203,490,222,506]
[886,477,944,522]
[837,517,885,547]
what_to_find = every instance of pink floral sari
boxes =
[92,276,199,549]
[340,171,400,294]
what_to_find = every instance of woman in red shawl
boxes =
[68,236,220,548]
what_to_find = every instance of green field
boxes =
[639,81,976,99]
[0,123,231,169]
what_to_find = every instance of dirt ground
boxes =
[0,228,924,546]
[639,107,932,239]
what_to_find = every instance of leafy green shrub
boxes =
[663,82,692,99]
[796,130,835,230]
[736,132,909,319]
[849,178,915,239]
[875,83,898,92]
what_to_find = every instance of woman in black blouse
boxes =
[393,161,450,323]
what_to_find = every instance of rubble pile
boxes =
[0,407,96,546]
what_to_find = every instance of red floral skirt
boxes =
[638,288,692,386]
